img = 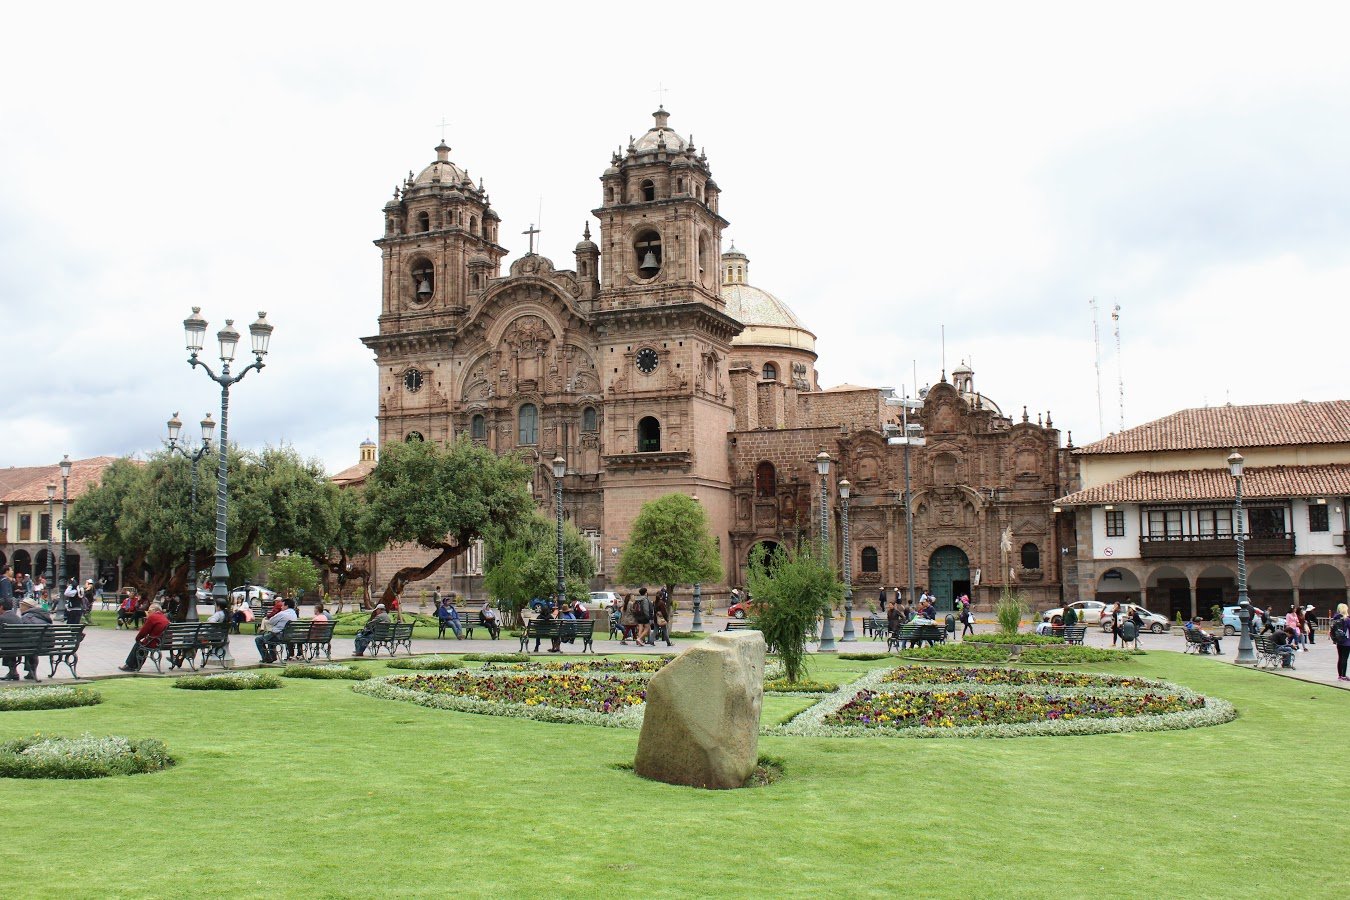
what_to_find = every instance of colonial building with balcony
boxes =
[1056,400,1350,620]
[0,457,123,590]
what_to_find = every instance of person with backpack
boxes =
[634,587,654,646]
[61,578,84,625]
[1330,603,1350,682]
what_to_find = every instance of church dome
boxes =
[721,245,816,352]
[413,141,472,187]
[632,107,688,154]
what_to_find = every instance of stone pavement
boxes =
[18,608,1349,692]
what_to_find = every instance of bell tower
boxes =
[363,140,509,446]
[594,108,727,309]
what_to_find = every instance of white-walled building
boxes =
[1056,400,1350,620]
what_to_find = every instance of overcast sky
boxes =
[3,1,1347,475]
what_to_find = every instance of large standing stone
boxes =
[634,631,765,789]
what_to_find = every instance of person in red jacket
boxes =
[119,603,170,672]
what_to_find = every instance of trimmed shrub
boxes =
[0,733,175,779]
[173,672,283,690]
[839,652,890,661]
[282,664,371,680]
[963,633,1063,646]
[764,678,837,693]
[386,656,466,671]
[461,652,530,663]
[0,685,102,712]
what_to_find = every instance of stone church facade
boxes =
[348,109,1071,611]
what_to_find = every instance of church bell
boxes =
[639,251,659,273]
[416,277,432,297]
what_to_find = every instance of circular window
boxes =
[403,369,423,393]
[636,348,659,375]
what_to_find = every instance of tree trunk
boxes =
[378,540,466,606]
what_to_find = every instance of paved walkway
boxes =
[19,609,1349,691]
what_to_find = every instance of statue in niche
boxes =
[792,362,810,391]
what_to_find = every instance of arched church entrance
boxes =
[927,546,970,613]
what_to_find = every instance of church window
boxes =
[582,407,598,433]
[417,211,430,232]
[606,187,614,203]
[410,259,434,302]
[641,179,655,202]
[698,233,709,280]
[405,431,424,442]
[677,177,685,194]
[862,546,879,573]
[1020,542,1040,570]
[470,216,478,235]
[634,230,662,277]
[637,416,661,452]
[755,461,776,498]
[761,363,778,381]
[471,273,481,291]
[471,414,486,440]
[517,404,538,445]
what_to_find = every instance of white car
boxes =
[1099,604,1170,634]
[589,590,620,611]
[1040,600,1107,626]
[230,586,278,606]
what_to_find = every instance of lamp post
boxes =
[182,307,273,614]
[816,450,837,652]
[886,396,926,607]
[690,494,704,633]
[45,482,56,605]
[166,412,216,621]
[1230,451,1256,665]
[58,455,71,601]
[552,455,566,610]
[840,479,855,641]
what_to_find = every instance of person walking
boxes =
[1108,601,1123,646]
[62,579,84,625]
[1331,603,1350,682]
[960,601,975,638]
[654,590,673,647]
[620,593,637,645]
[634,588,654,646]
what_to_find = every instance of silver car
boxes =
[1099,604,1170,634]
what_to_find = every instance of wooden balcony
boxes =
[1139,533,1295,560]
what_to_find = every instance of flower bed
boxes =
[355,670,647,728]
[480,657,672,675]
[173,672,283,690]
[386,656,465,671]
[826,688,1200,730]
[772,666,1235,739]
[962,633,1064,645]
[881,666,1149,689]
[901,643,1134,665]
[282,664,371,680]
[0,685,102,712]
[764,678,838,694]
[0,733,175,779]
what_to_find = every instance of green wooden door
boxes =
[928,546,970,613]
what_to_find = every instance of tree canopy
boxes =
[482,511,596,625]
[357,437,534,604]
[617,493,721,595]
[746,542,843,683]
[267,554,320,599]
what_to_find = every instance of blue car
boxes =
[1219,605,1271,635]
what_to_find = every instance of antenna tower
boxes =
[1112,303,1124,432]
[1090,298,1104,437]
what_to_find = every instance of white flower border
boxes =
[353,673,647,729]
[767,666,1237,739]
[0,684,101,710]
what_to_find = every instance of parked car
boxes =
[229,585,277,606]
[1219,604,1273,636]
[589,590,620,611]
[1097,604,1170,634]
[1039,600,1107,626]
[728,598,761,619]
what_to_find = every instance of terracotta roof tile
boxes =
[1055,463,1350,506]
[0,456,125,504]
[1074,400,1350,455]
[330,459,376,487]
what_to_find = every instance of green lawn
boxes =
[0,653,1345,899]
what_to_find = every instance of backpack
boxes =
[1331,619,1348,645]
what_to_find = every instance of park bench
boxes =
[459,610,483,638]
[250,604,273,633]
[1254,636,1287,669]
[862,615,889,640]
[0,623,87,679]
[198,622,231,668]
[1063,625,1087,645]
[269,620,336,662]
[1182,629,1218,655]
[888,622,945,652]
[145,623,213,673]
[519,619,595,654]
[363,622,415,657]
[724,620,757,633]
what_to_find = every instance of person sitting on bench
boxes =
[1185,617,1221,654]
[119,602,169,672]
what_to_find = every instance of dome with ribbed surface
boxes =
[721,245,815,351]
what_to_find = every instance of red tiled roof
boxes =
[0,456,124,504]
[1055,463,1350,506]
[330,459,376,487]
[1074,400,1350,455]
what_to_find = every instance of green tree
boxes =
[616,493,721,601]
[67,446,342,619]
[358,437,533,605]
[267,554,320,598]
[483,512,596,626]
[746,542,843,683]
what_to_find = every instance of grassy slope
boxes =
[0,654,1345,899]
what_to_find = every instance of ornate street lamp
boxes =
[166,412,216,621]
[689,494,704,633]
[58,455,71,606]
[45,481,56,603]
[552,455,566,610]
[1230,451,1256,665]
[183,307,273,613]
[816,450,837,652]
[840,479,856,641]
